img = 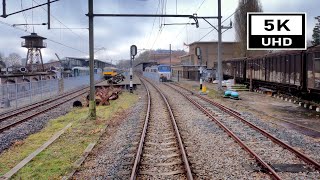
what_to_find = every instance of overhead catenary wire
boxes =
[32,0,87,42]
[144,0,161,48]
[20,0,29,31]
[0,20,88,54]
[195,0,252,42]
[170,0,207,44]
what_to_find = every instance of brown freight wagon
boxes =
[306,46,320,97]
[222,45,320,101]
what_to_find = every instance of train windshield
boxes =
[158,66,171,72]
[104,67,116,72]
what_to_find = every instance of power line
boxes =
[144,0,161,48]
[150,26,164,50]
[32,0,87,42]
[195,0,252,42]
[0,20,88,54]
[221,0,252,24]
[20,0,28,31]
[170,0,207,44]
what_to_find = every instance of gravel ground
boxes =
[137,80,187,179]
[177,81,320,163]
[73,86,146,179]
[190,95,320,179]
[0,96,79,153]
[242,111,320,163]
[158,83,270,179]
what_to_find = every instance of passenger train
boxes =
[144,64,171,82]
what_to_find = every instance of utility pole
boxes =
[217,0,222,91]
[88,0,96,119]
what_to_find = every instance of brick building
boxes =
[181,41,266,69]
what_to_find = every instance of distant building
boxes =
[181,41,266,69]
[149,49,186,63]
[60,57,114,70]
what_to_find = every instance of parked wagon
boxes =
[222,45,320,101]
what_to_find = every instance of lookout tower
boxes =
[21,33,47,72]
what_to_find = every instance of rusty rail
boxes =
[170,83,320,172]
[0,87,88,122]
[130,79,151,180]
[165,83,281,179]
[0,90,88,133]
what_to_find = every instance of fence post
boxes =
[49,80,51,97]
[30,81,33,103]
[29,81,32,104]
[178,71,180,82]
[40,78,43,100]
[6,82,10,108]
[15,83,18,109]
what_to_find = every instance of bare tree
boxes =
[234,0,263,57]
[4,53,22,67]
[0,52,5,68]
[117,59,131,69]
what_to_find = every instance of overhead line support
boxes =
[48,0,50,29]
[1,0,59,18]
[2,0,6,18]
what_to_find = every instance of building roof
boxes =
[21,33,46,40]
[64,57,113,65]
[188,41,239,46]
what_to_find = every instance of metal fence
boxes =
[0,79,59,110]
[171,70,215,83]
[143,72,160,82]
[0,74,103,112]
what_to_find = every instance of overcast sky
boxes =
[0,0,319,64]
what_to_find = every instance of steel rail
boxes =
[0,79,104,121]
[135,78,193,180]
[0,90,88,133]
[165,83,281,180]
[0,87,88,122]
[170,83,320,171]
[172,83,241,116]
[130,79,151,180]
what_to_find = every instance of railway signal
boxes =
[195,47,203,90]
[247,13,306,50]
[130,45,137,93]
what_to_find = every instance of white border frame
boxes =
[247,12,307,50]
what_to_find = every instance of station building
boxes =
[173,41,266,80]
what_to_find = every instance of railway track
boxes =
[0,86,87,122]
[130,78,192,179]
[165,83,320,179]
[0,88,88,133]
[0,79,106,133]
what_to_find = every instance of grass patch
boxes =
[0,92,138,179]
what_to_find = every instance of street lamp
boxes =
[130,45,137,93]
